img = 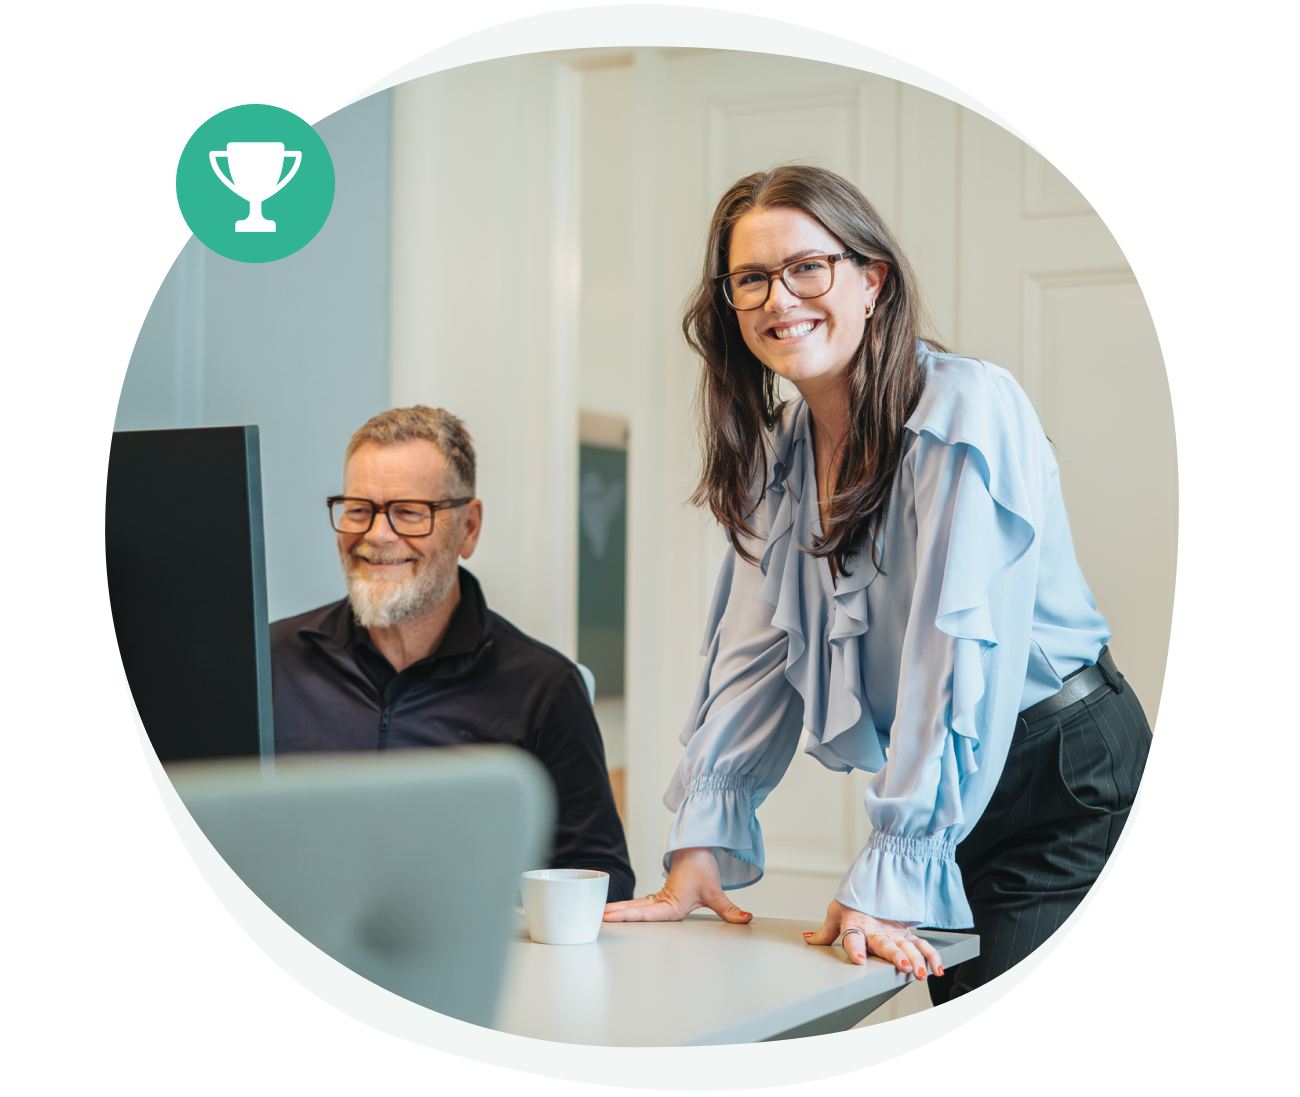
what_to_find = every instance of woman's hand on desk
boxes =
[803,900,945,978]
[602,846,753,924]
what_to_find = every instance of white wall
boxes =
[578,59,635,422]
[389,57,580,659]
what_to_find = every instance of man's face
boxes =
[337,440,482,629]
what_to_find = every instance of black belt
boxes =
[1018,646,1123,726]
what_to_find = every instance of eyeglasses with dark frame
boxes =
[714,251,859,311]
[326,496,474,538]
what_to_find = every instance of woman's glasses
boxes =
[715,252,858,311]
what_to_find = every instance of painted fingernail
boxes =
[899,961,910,969]
[803,932,812,937]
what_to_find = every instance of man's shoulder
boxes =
[486,613,592,707]
[474,611,600,743]
[484,610,584,689]
[270,598,350,651]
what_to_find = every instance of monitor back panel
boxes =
[106,426,273,762]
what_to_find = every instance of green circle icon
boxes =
[176,104,335,263]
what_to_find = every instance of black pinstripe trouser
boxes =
[926,664,1152,1005]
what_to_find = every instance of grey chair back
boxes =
[169,746,554,1027]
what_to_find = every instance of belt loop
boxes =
[1097,646,1125,695]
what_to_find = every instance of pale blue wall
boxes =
[116,91,393,622]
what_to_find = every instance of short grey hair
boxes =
[345,406,476,496]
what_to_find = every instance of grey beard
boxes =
[341,546,459,630]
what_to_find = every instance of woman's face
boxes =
[725,206,885,398]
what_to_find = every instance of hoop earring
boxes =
[865,299,876,319]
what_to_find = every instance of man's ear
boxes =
[458,498,484,559]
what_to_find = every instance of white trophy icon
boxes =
[209,142,302,232]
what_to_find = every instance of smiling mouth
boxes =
[354,554,419,568]
[769,319,818,340]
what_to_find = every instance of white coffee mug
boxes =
[520,869,609,945]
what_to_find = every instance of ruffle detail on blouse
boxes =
[756,401,886,774]
[751,350,1043,782]
[663,776,765,889]
[907,351,1044,789]
[835,830,974,929]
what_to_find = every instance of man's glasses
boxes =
[714,252,858,311]
[327,496,473,538]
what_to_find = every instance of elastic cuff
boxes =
[834,831,973,929]
[663,784,764,890]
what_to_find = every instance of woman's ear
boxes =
[863,261,889,306]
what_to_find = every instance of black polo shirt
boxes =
[269,568,634,901]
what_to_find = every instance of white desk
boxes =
[495,911,978,1046]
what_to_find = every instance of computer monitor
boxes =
[106,425,273,762]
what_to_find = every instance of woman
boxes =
[603,165,1152,1004]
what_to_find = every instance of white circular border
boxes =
[354,5,1029,138]
[137,5,1173,1091]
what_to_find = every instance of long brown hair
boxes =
[685,165,933,572]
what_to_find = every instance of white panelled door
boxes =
[626,50,1173,921]
[955,113,1176,719]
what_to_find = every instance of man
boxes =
[270,406,634,901]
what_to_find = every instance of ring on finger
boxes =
[840,928,867,947]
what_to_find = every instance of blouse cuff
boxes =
[663,775,764,890]
[834,831,974,929]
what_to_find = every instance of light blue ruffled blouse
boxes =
[663,348,1111,930]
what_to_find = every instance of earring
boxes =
[865,299,876,319]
